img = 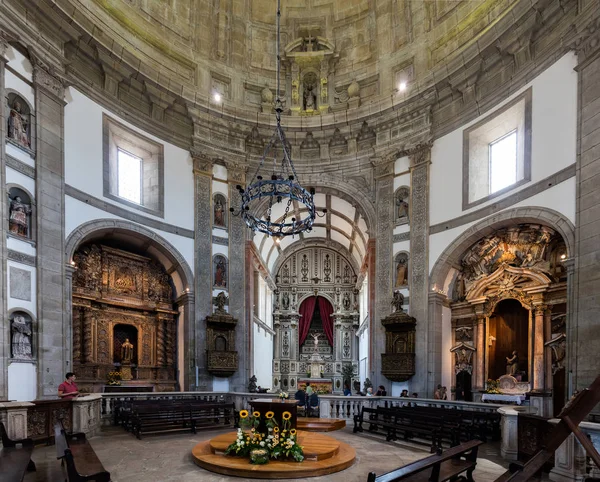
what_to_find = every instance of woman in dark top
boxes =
[375,385,387,396]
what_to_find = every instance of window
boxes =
[489,130,517,194]
[117,149,142,204]
[463,88,531,209]
[103,114,164,217]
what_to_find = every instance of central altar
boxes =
[298,378,332,394]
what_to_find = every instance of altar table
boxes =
[482,393,526,405]
[249,399,298,432]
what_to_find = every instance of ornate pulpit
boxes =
[206,292,238,377]
[381,292,417,382]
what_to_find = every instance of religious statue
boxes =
[281,291,290,310]
[8,195,32,238]
[506,350,519,376]
[342,292,351,311]
[304,85,317,111]
[11,314,32,359]
[215,291,228,314]
[320,78,328,104]
[396,188,409,224]
[392,291,404,312]
[214,197,225,227]
[452,272,466,301]
[121,338,134,364]
[214,256,227,288]
[291,79,300,106]
[311,333,320,347]
[395,255,408,288]
[8,99,30,148]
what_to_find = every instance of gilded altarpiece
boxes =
[72,244,178,392]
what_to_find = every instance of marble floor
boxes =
[24,426,510,482]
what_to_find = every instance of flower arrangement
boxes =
[485,379,501,394]
[225,410,304,463]
[279,391,289,400]
[107,371,122,386]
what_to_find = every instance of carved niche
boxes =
[205,292,238,377]
[381,295,417,382]
[6,92,34,151]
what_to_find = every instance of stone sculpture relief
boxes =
[392,291,404,312]
[213,255,228,289]
[7,94,31,149]
[450,343,475,375]
[394,253,409,288]
[395,186,410,225]
[11,312,33,359]
[342,292,351,311]
[8,192,32,238]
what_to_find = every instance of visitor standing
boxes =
[58,372,80,400]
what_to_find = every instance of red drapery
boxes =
[319,297,334,346]
[298,296,317,346]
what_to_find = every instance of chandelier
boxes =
[230,0,325,238]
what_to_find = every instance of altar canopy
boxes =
[298,296,334,346]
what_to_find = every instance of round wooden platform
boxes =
[192,430,356,479]
[297,417,346,432]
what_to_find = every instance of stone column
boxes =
[371,157,394,390]
[564,257,575,397]
[571,12,600,397]
[227,162,247,392]
[34,63,67,397]
[72,306,82,364]
[175,291,194,390]
[192,154,213,390]
[549,431,588,482]
[474,316,486,392]
[498,406,520,461]
[156,314,166,366]
[427,291,447,393]
[0,37,8,400]
[72,394,102,437]
[82,308,94,364]
[532,304,547,391]
[245,243,255,379]
[408,145,432,396]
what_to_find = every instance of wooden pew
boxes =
[0,422,36,482]
[54,422,111,482]
[131,402,191,439]
[188,402,238,432]
[367,439,484,482]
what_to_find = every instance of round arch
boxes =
[430,206,575,292]
[65,219,194,295]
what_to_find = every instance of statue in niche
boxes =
[392,291,404,313]
[342,292,351,311]
[214,256,227,288]
[320,78,328,104]
[8,194,32,238]
[311,333,320,347]
[291,79,300,107]
[394,254,409,288]
[11,314,32,359]
[396,187,410,224]
[215,291,228,314]
[304,84,316,111]
[452,272,466,301]
[282,291,290,310]
[121,338,134,364]
[7,98,31,148]
[213,195,226,228]
[506,350,519,376]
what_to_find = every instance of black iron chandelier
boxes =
[230,0,325,238]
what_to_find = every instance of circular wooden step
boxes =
[192,430,356,479]
[297,417,346,432]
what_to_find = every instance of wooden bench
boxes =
[188,402,238,431]
[131,402,191,439]
[0,422,36,482]
[367,439,484,482]
[54,422,111,482]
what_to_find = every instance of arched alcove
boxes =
[7,184,35,241]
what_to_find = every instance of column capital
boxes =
[533,303,550,315]
[191,149,214,175]
[224,160,246,185]
[371,156,394,180]
[403,141,433,168]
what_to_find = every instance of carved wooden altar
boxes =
[205,293,239,377]
[72,244,178,392]
[381,309,417,382]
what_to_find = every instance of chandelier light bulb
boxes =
[399,81,407,92]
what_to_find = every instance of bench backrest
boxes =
[367,439,484,482]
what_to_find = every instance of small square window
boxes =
[462,88,532,209]
[489,130,517,194]
[103,114,164,217]
[117,149,142,204]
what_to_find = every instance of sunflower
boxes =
[282,411,292,420]
[240,410,249,419]
[290,429,297,436]
[273,426,279,433]
[253,411,260,418]
[265,411,275,419]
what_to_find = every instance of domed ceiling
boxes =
[67,0,517,113]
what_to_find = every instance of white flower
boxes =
[240,441,245,446]
[260,441,265,447]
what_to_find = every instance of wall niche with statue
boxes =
[6,91,35,153]
[7,185,35,241]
